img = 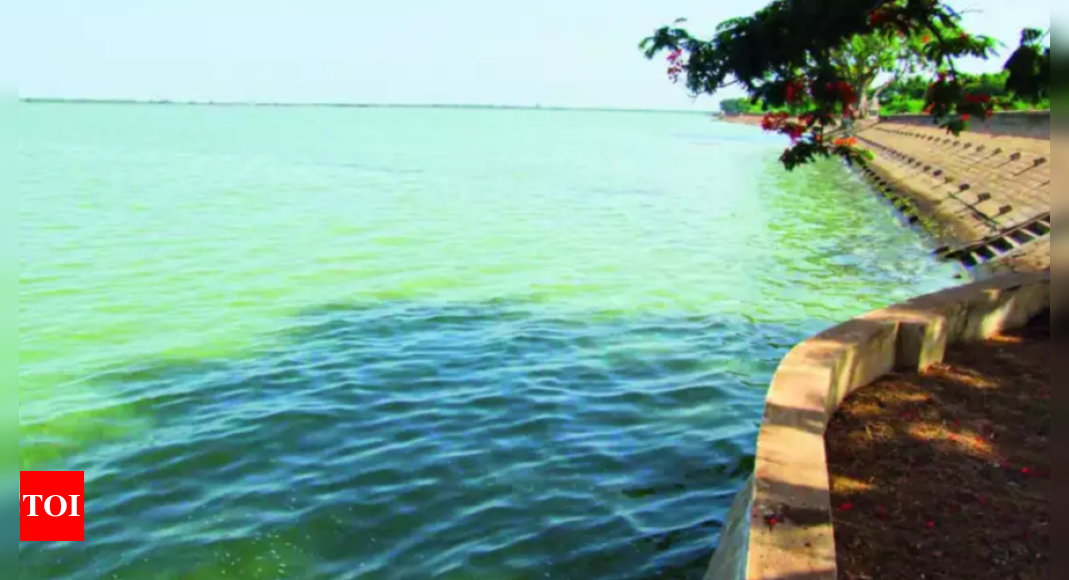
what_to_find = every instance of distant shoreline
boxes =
[19,98,712,115]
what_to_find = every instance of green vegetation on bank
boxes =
[878,71,1051,114]
[719,98,789,116]
[724,73,1053,117]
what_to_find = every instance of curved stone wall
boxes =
[706,271,1050,580]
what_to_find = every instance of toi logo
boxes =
[20,471,85,542]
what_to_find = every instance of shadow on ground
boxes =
[825,311,1050,580]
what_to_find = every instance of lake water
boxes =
[18,104,959,580]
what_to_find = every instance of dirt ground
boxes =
[826,311,1050,580]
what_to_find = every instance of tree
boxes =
[830,33,914,118]
[833,27,994,118]
[719,96,804,116]
[641,0,1048,170]
[1004,28,1051,104]
[719,98,755,115]
[878,70,1050,114]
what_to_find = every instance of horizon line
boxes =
[19,97,717,115]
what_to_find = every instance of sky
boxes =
[16,0,1054,110]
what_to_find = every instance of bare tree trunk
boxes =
[871,83,893,118]
[855,77,876,119]
[870,65,907,119]
[858,92,873,119]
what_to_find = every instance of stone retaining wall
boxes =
[706,111,1052,579]
[880,111,1050,140]
[706,272,1050,579]
[723,111,1052,140]
[854,119,1051,275]
[721,112,1053,275]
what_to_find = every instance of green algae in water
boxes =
[18,105,960,580]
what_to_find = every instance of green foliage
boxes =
[719,97,797,115]
[881,98,927,114]
[719,98,761,115]
[1003,100,1037,111]
[830,33,909,91]
[878,71,1049,114]
[1004,28,1050,103]
[641,0,1049,170]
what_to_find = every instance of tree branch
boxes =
[926,24,960,77]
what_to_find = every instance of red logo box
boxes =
[20,471,85,542]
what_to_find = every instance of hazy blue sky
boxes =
[17,0,1052,109]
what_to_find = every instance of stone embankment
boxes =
[855,116,1051,276]
[706,114,1053,580]
[721,113,1053,276]
[883,111,1050,139]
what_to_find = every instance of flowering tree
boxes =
[642,0,1049,170]
[828,31,975,118]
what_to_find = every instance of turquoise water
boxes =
[19,104,959,580]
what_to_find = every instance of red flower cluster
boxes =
[869,8,892,27]
[833,137,859,148]
[666,49,685,83]
[782,123,807,142]
[785,79,807,104]
[799,79,859,119]
[820,81,857,105]
[761,112,808,142]
[963,92,996,119]
[760,111,791,131]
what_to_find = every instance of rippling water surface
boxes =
[19,104,959,580]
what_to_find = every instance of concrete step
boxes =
[1010,228,1038,244]
[975,246,998,262]
[988,238,1015,256]
[1025,220,1051,238]
[961,253,981,268]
